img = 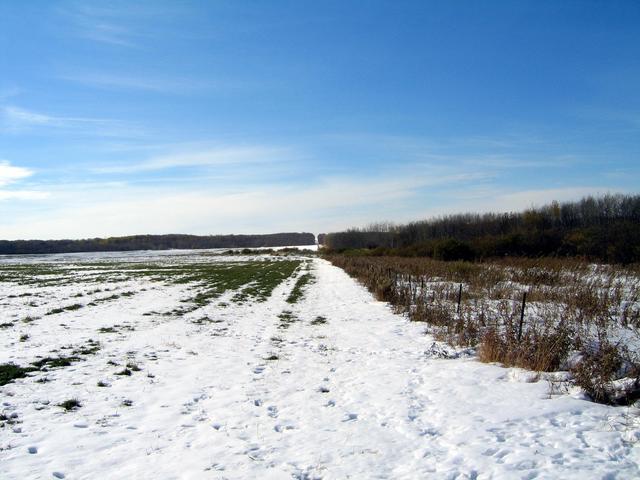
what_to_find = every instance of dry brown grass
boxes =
[326,254,640,404]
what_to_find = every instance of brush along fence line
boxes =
[325,254,640,405]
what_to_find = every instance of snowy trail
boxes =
[1,257,639,479]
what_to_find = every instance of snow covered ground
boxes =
[1,253,639,479]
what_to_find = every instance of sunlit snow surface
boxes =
[1,251,638,479]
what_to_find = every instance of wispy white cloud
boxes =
[58,1,187,48]
[320,132,576,171]
[0,161,33,187]
[323,132,548,152]
[58,72,237,94]
[0,160,49,202]
[1,105,142,137]
[0,190,50,201]
[0,167,487,239]
[1,150,629,238]
[92,146,295,174]
[60,3,138,47]
[0,126,628,238]
[2,106,54,127]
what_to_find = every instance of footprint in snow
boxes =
[245,444,265,461]
[192,392,207,403]
[274,423,295,432]
[267,405,278,418]
[27,446,38,454]
[52,473,65,479]
[343,413,358,422]
[205,462,225,472]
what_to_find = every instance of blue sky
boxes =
[1,0,639,240]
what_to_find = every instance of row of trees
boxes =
[0,233,316,255]
[321,194,640,263]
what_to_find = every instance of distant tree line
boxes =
[322,194,640,263]
[0,233,316,255]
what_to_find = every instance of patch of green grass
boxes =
[97,380,109,387]
[311,316,328,325]
[0,363,36,386]
[92,291,135,304]
[264,354,279,361]
[0,264,68,286]
[232,261,301,304]
[73,339,101,356]
[59,398,81,411]
[102,294,120,300]
[286,272,314,304]
[7,260,304,325]
[277,310,299,330]
[45,303,83,315]
[115,368,132,376]
[0,322,14,329]
[19,334,29,342]
[150,260,301,314]
[192,316,224,325]
[98,326,117,333]
[31,355,81,370]
[98,324,134,334]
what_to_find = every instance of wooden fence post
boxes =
[517,291,527,342]
[456,283,463,314]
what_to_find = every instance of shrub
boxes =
[59,398,81,411]
[571,341,633,404]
